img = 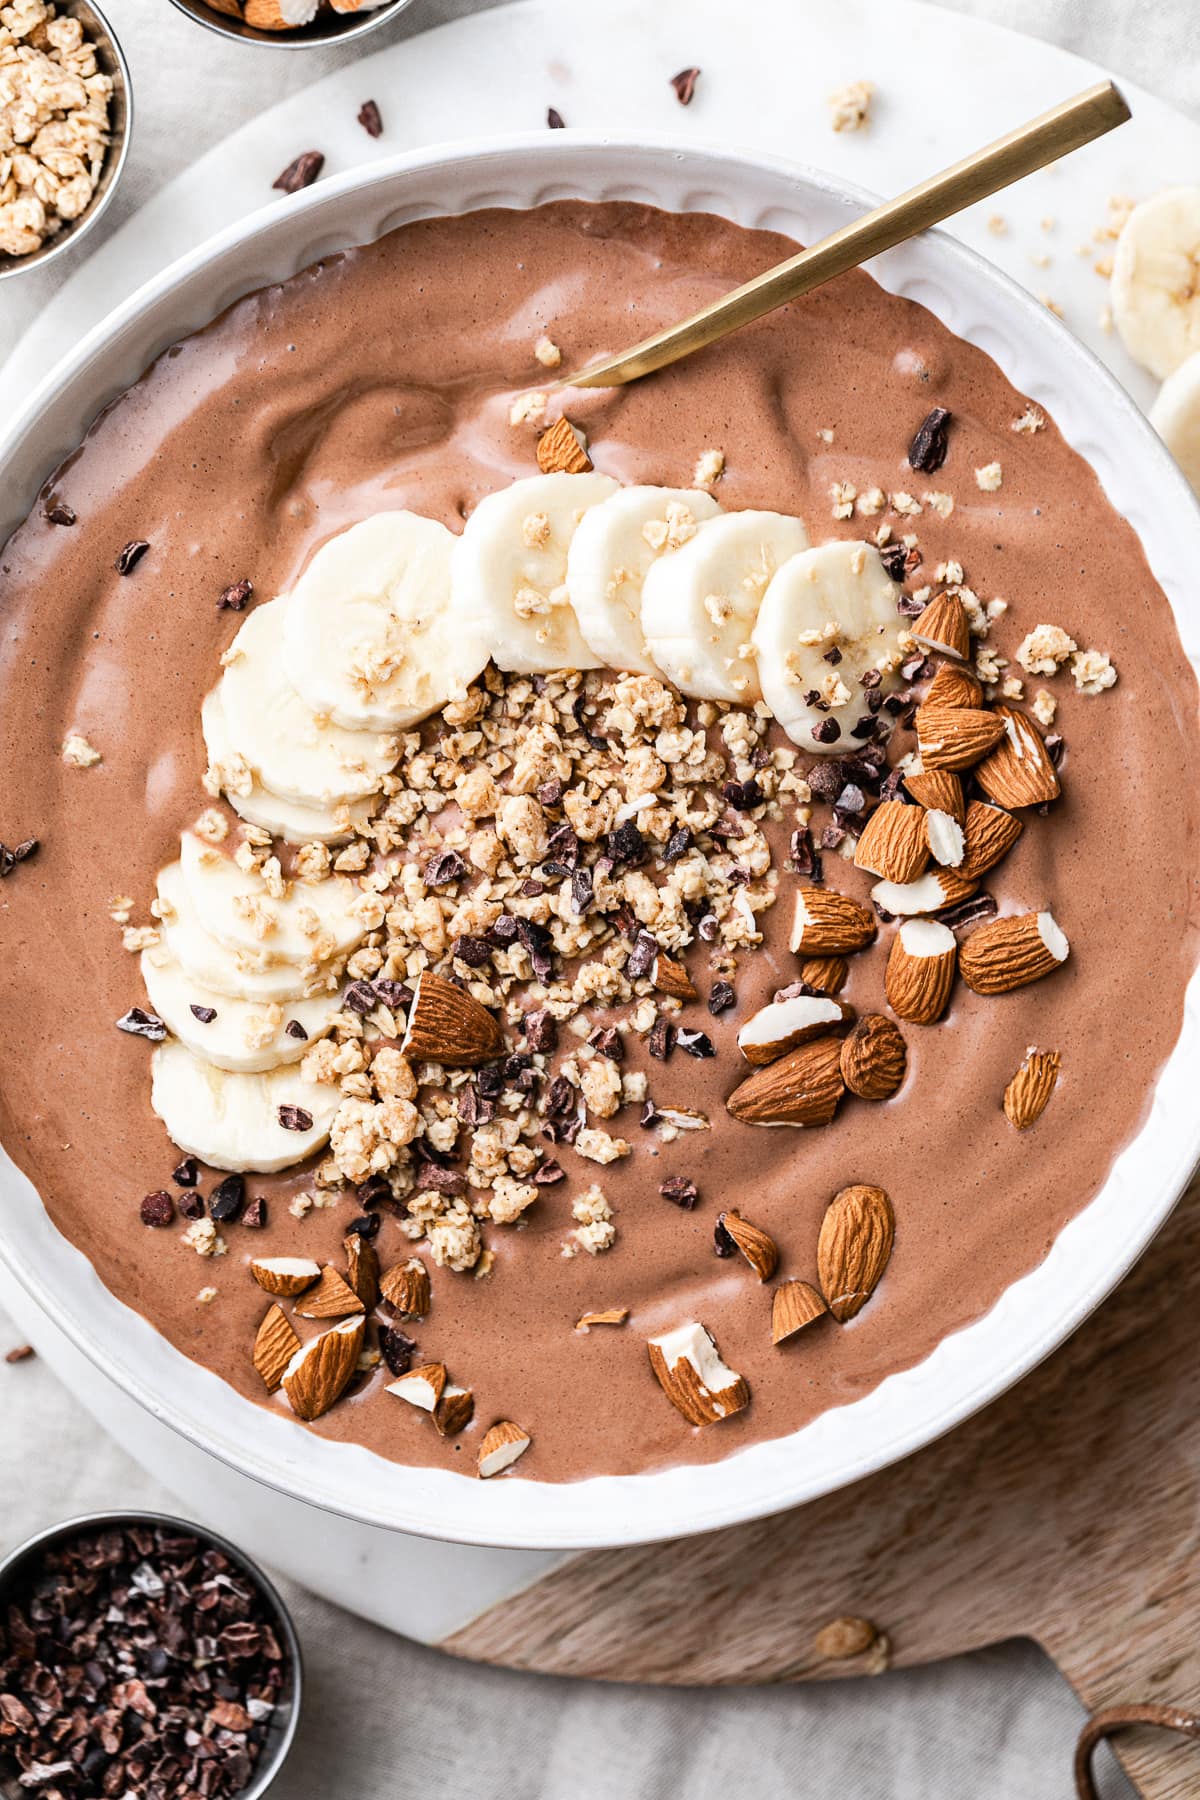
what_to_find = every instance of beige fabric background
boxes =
[4,0,1198,1791]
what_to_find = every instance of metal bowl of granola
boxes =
[165,0,417,50]
[0,0,131,281]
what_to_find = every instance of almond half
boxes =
[536,415,592,474]
[911,592,970,660]
[905,766,965,822]
[400,970,505,1067]
[771,1280,828,1344]
[795,955,849,994]
[344,1231,380,1310]
[924,809,965,868]
[885,919,957,1025]
[253,1303,300,1393]
[281,1316,364,1421]
[839,1014,907,1100]
[576,1307,630,1330]
[718,1210,779,1281]
[1004,1048,1062,1128]
[959,910,1069,995]
[726,1034,845,1127]
[294,1265,364,1320]
[647,1322,750,1426]
[916,704,1007,771]
[387,1361,446,1412]
[975,705,1060,808]
[789,886,877,956]
[478,1419,532,1477]
[925,662,983,710]
[853,802,929,883]
[817,1185,895,1323]
[652,951,698,1002]
[380,1257,431,1318]
[958,800,1023,881]
[433,1385,475,1438]
[736,993,852,1065]
[871,867,977,916]
[249,1255,321,1298]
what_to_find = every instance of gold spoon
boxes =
[562,80,1129,390]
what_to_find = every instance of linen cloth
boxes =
[3,0,1194,1791]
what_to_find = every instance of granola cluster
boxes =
[0,0,111,258]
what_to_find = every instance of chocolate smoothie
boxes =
[0,200,1196,1482]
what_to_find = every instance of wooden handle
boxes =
[566,80,1130,387]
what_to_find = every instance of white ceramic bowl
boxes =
[1,136,1198,1552]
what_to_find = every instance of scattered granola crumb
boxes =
[534,335,562,369]
[62,732,101,767]
[182,1218,226,1259]
[987,214,1007,236]
[828,79,874,132]
[974,462,1003,493]
[196,1286,218,1305]
[1031,688,1057,727]
[1038,294,1065,319]
[1071,648,1117,695]
[1016,623,1077,676]
[693,448,725,486]
[510,390,548,427]
[1012,406,1045,435]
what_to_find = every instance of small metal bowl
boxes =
[166,0,418,50]
[0,1509,302,1800]
[0,0,132,283]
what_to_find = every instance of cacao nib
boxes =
[823,644,843,665]
[43,500,75,525]
[276,1105,313,1132]
[116,1006,166,1041]
[114,538,149,575]
[488,914,519,946]
[273,149,324,192]
[545,1074,576,1117]
[608,819,648,865]
[515,915,555,981]
[284,1018,308,1040]
[907,405,952,473]
[358,98,383,137]
[663,826,693,861]
[677,1027,715,1059]
[343,980,378,1014]
[533,1158,566,1185]
[452,934,492,967]
[547,106,566,128]
[217,576,253,611]
[660,1176,699,1208]
[189,1003,217,1024]
[570,866,594,913]
[589,1025,624,1061]
[859,666,883,690]
[524,1008,558,1054]
[835,782,867,816]
[647,1016,676,1060]
[626,931,658,980]
[172,1156,199,1187]
[671,65,701,104]
[811,717,841,745]
[209,1174,245,1221]
[938,892,999,931]
[242,1197,267,1229]
[458,1085,493,1127]
[1045,733,1065,767]
[537,777,565,807]
[722,778,763,811]
[139,1191,174,1227]
[380,1326,418,1376]
[878,541,908,582]
[178,1191,205,1220]
[708,980,736,1015]
[423,848,466,887]
[790,827,821,881]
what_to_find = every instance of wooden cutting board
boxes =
[444,1173,1200,1798]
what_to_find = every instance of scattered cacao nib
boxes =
[811,717,841,744]
[609,900,640,939]
[708,980,736,1017]
[547,106,566,128]
[358,98,383,137]
[515,915,555,981]
[640,1099,662,1128]
[242,1197,267,1229]
[373,979,412,1008]
[546,821,579,866]
[458,1085,493,1127]
[589,1025,623,1061]
[697,911,720,942]
[114,538,149,575]
[677,1027,715,1059]
[533,1158,566,1185]
[608,818,648,865]
[139,1191,174,1227]
[357,1173,393,1209]
[283,1018,308,1041]
[877,541,908,582]
[663,826,693,862]
[476,1061,505,1099]
[273,148,324,193]
[209,1174,245,1222]
[178,1191,205,1220]
[806,761,842,801]
[804,687,828,711]
[907,405,952,473]
[0,1521,288,1798]
[217,576,253,611]
[859,666,883,690]
[789,827,821,881]
[722,777,763,811]
[896,592,928,619]
[44,498,76,526]
[380,1325,418,1376]
[189,1003,218,1024]
[1045,733,1065,767]
[524,1008,558,1054]
[627,931,658,980]
[878,768,908,804]
[544,1074,576,1119]
[570,866,594,914]
[647,1015,676,1061]
[670,65,701,104]
[4,1343,34,1362]
[660,1175,699,1208]
[452,933,492,967]
[850,714,880,739]
[423,848,466,887]
[820,824,846,850]
[346,1210,381,1237]
[900,653,932,682]
[343,980,378,1015]
[713,1214,737,1257]
[835,782,867,817]
[116,1006,166,1041]
[173,1155,199,1187]
[0,836,38,878]
[537,777,564,807]
[939,891,999,931]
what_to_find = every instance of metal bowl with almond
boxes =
[166,0,417,48]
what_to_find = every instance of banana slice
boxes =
[201,690,374,846]
[751,540,905,751]
[640,510,809,703]
[150,1038,338,1173]
[218,599,399,807]
[140,951,340,1073]
[157,862,341,1003]
[1111,188,1200,380]
[565,486,722,676]
[452,471,619,672]
[178,830,368,967]
[282,511,486,731]
[1150,347,1200,495]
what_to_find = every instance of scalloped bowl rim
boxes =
[1,133,1197,1551]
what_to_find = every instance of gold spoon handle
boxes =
[567,80,1130,389]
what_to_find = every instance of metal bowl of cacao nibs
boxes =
[166,0,417,50]
[0,1511,302,1800]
